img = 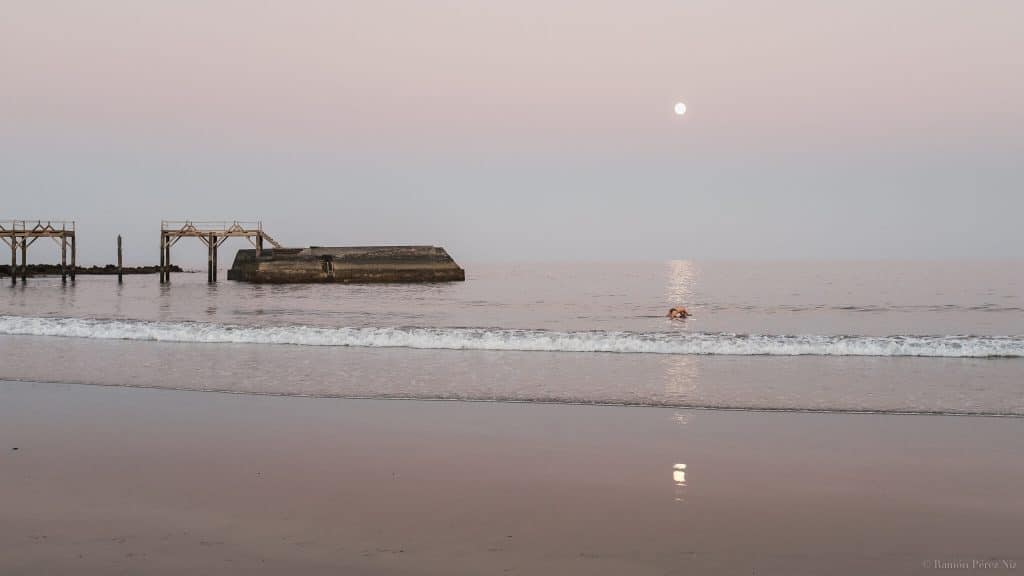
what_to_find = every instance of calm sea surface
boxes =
[2,261,1022,415]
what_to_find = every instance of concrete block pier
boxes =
[227,246,465,283]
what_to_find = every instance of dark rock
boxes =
[0,264,183,277]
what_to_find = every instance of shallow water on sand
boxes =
[2,261,1022,414]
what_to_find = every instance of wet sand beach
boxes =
[2,380,1021,575]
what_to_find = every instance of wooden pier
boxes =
[2,220,460,286]
[0,220,76,285]
[160,220,281,283]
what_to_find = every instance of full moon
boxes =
[674,102,687,116]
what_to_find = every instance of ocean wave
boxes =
[1,315,1022,357]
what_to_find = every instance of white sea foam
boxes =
[1,315,1021,358]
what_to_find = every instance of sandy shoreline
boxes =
[4,334,1022,416]
[2,380,1022,575]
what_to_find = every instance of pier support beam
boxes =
[206,235,213,283]
[9,239,16,286]
[159,235,164,283]
[69,234,76,282]
[117,235,123,284]
[61,237,67,283]
[212,234,218,283]
[164,236,171,284]
[20,239,27,283]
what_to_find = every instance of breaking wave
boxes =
[1,315,1022,358]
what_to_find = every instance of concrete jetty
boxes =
[227,246,465,283]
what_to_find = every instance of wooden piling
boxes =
[61,237,67,283]
[212,234,218,283]
[20,240,27,283]
[159,235,165,283]
[69,234,76,282]
[164,237,170,283]
[117,235,123,284]
[9,238,16,286]
[207,234,214,283]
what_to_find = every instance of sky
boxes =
[2,0,1022,265]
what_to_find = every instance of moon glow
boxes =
[674,102,687,116]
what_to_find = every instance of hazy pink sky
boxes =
[2,1,1022,263]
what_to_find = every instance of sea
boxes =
[1,261,1022,416]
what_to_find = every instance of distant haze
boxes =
[2,1,1022,265]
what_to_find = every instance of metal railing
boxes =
[0,220,76,233]
[161,220,262,232]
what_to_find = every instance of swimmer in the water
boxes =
[667,307,690,319]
